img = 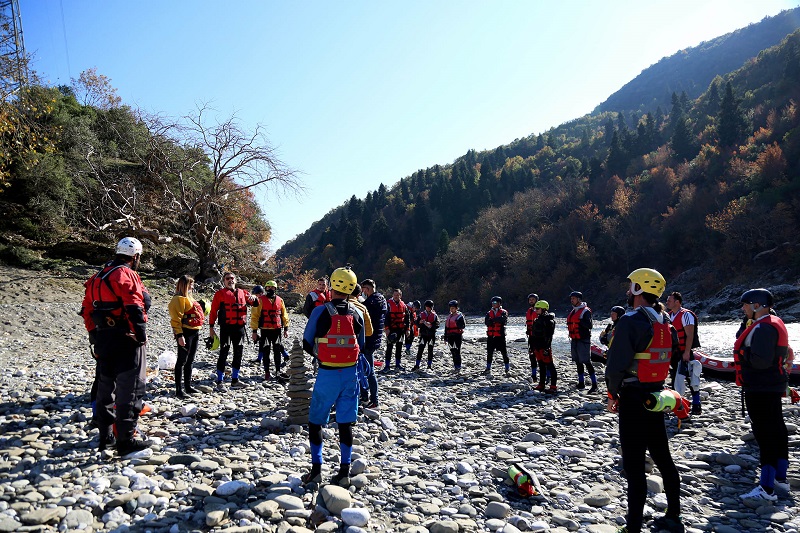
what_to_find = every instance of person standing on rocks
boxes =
[382,288,410,373]
[302,276,331,318]
[666,292,703,415]
[484,296,510,375]
[567,291,597,392]
[251,280,290,382]
[209,272,257,391]
[524,293,539,381]
[405,300,421,359]
[444,300,466,374]
[360,279,386,407]
[413,300,439,372]
[168,275,204,398]
[734,288,790,502]
[605,268,682,533]
[81,237,151,456]
[530,300,557,393]
[302,266,365,486]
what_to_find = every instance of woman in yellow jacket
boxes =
[169,275,206,398]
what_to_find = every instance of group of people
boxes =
[81,239,792,533]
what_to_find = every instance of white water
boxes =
[461,315,800,357]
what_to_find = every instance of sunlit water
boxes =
[460,315,800,357]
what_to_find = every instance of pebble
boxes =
[1,269,800,533]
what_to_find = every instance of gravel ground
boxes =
[1,265,800,533]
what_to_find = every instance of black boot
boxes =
[183,366,197,394]
[175,370,185,398]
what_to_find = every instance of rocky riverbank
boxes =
[1,266,800,533]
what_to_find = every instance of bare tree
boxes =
[83,104,303,278]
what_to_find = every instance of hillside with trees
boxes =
[596,8,800,115]
[278,21,800,313]
[0,36,300,280]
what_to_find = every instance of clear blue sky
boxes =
[22,0,800,251]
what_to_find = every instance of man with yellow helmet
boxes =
[530,300,557,393]
[605,268,682,533]
[302,266,365,487]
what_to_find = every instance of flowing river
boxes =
[460,316,800,358]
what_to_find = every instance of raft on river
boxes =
[695,349,800,382]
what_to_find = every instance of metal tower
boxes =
[0,0,27,99]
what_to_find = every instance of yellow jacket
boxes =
[250,295,290,330]
[169,294,202,335]
[349,296,373,338]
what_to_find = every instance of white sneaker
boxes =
[740,486,777,502]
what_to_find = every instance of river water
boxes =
[460,315,800,357]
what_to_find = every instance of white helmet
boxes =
[116,237,143,256]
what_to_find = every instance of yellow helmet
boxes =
[628,268,666,298]
[534,300,549,310]
[330,266,357,294]
[265,280,278,288]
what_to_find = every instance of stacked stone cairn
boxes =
[286,338,313,424]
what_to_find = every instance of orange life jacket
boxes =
[486,308,507,337]
[445,313,464,335]
[733,315,789,387]
[567,306,591,340]
[388,299,408,329]
[182,300,205,328]
[671,308,700,352]
[525,308,537,336]
[316,302,359,367]
[257,295,284,329]
[628,314,672,383]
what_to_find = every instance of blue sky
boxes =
[22,1,800,250]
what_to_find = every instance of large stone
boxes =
[341,507,370,527]
[20,507,64,525]
[60,509,94,531]
[216,480,252,497]
[266,493,305,510]
[253,500,281,518]
[320,485,353,515]
[584,489,612,507]
[485,501,511,519]
[429,521,460,533]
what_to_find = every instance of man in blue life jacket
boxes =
[302,266,365,487]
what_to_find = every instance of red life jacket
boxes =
[388,299,408,329]
[214,288,249,326]
[409,309,419,335]
[525,308,537,336]
[486,308,506,337]
[733,315,789,387]
[567,306,591,340]
[419,310,437,335]
[182,300,205,328]
[671,308,700,352]
[445,313,464,335]
[310,289,329,307]
[257,295,284,329]
[629,314,672,383]
[316,302,359,367]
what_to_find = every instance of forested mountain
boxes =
[596,8,800,114]
[277,19,800,314]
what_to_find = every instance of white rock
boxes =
[341,507,370,527]
[216,480,251,497]
[557,447,587,458]
[180,404,198,416]
[457,461,474,474]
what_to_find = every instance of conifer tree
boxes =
[718,81,746,148]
